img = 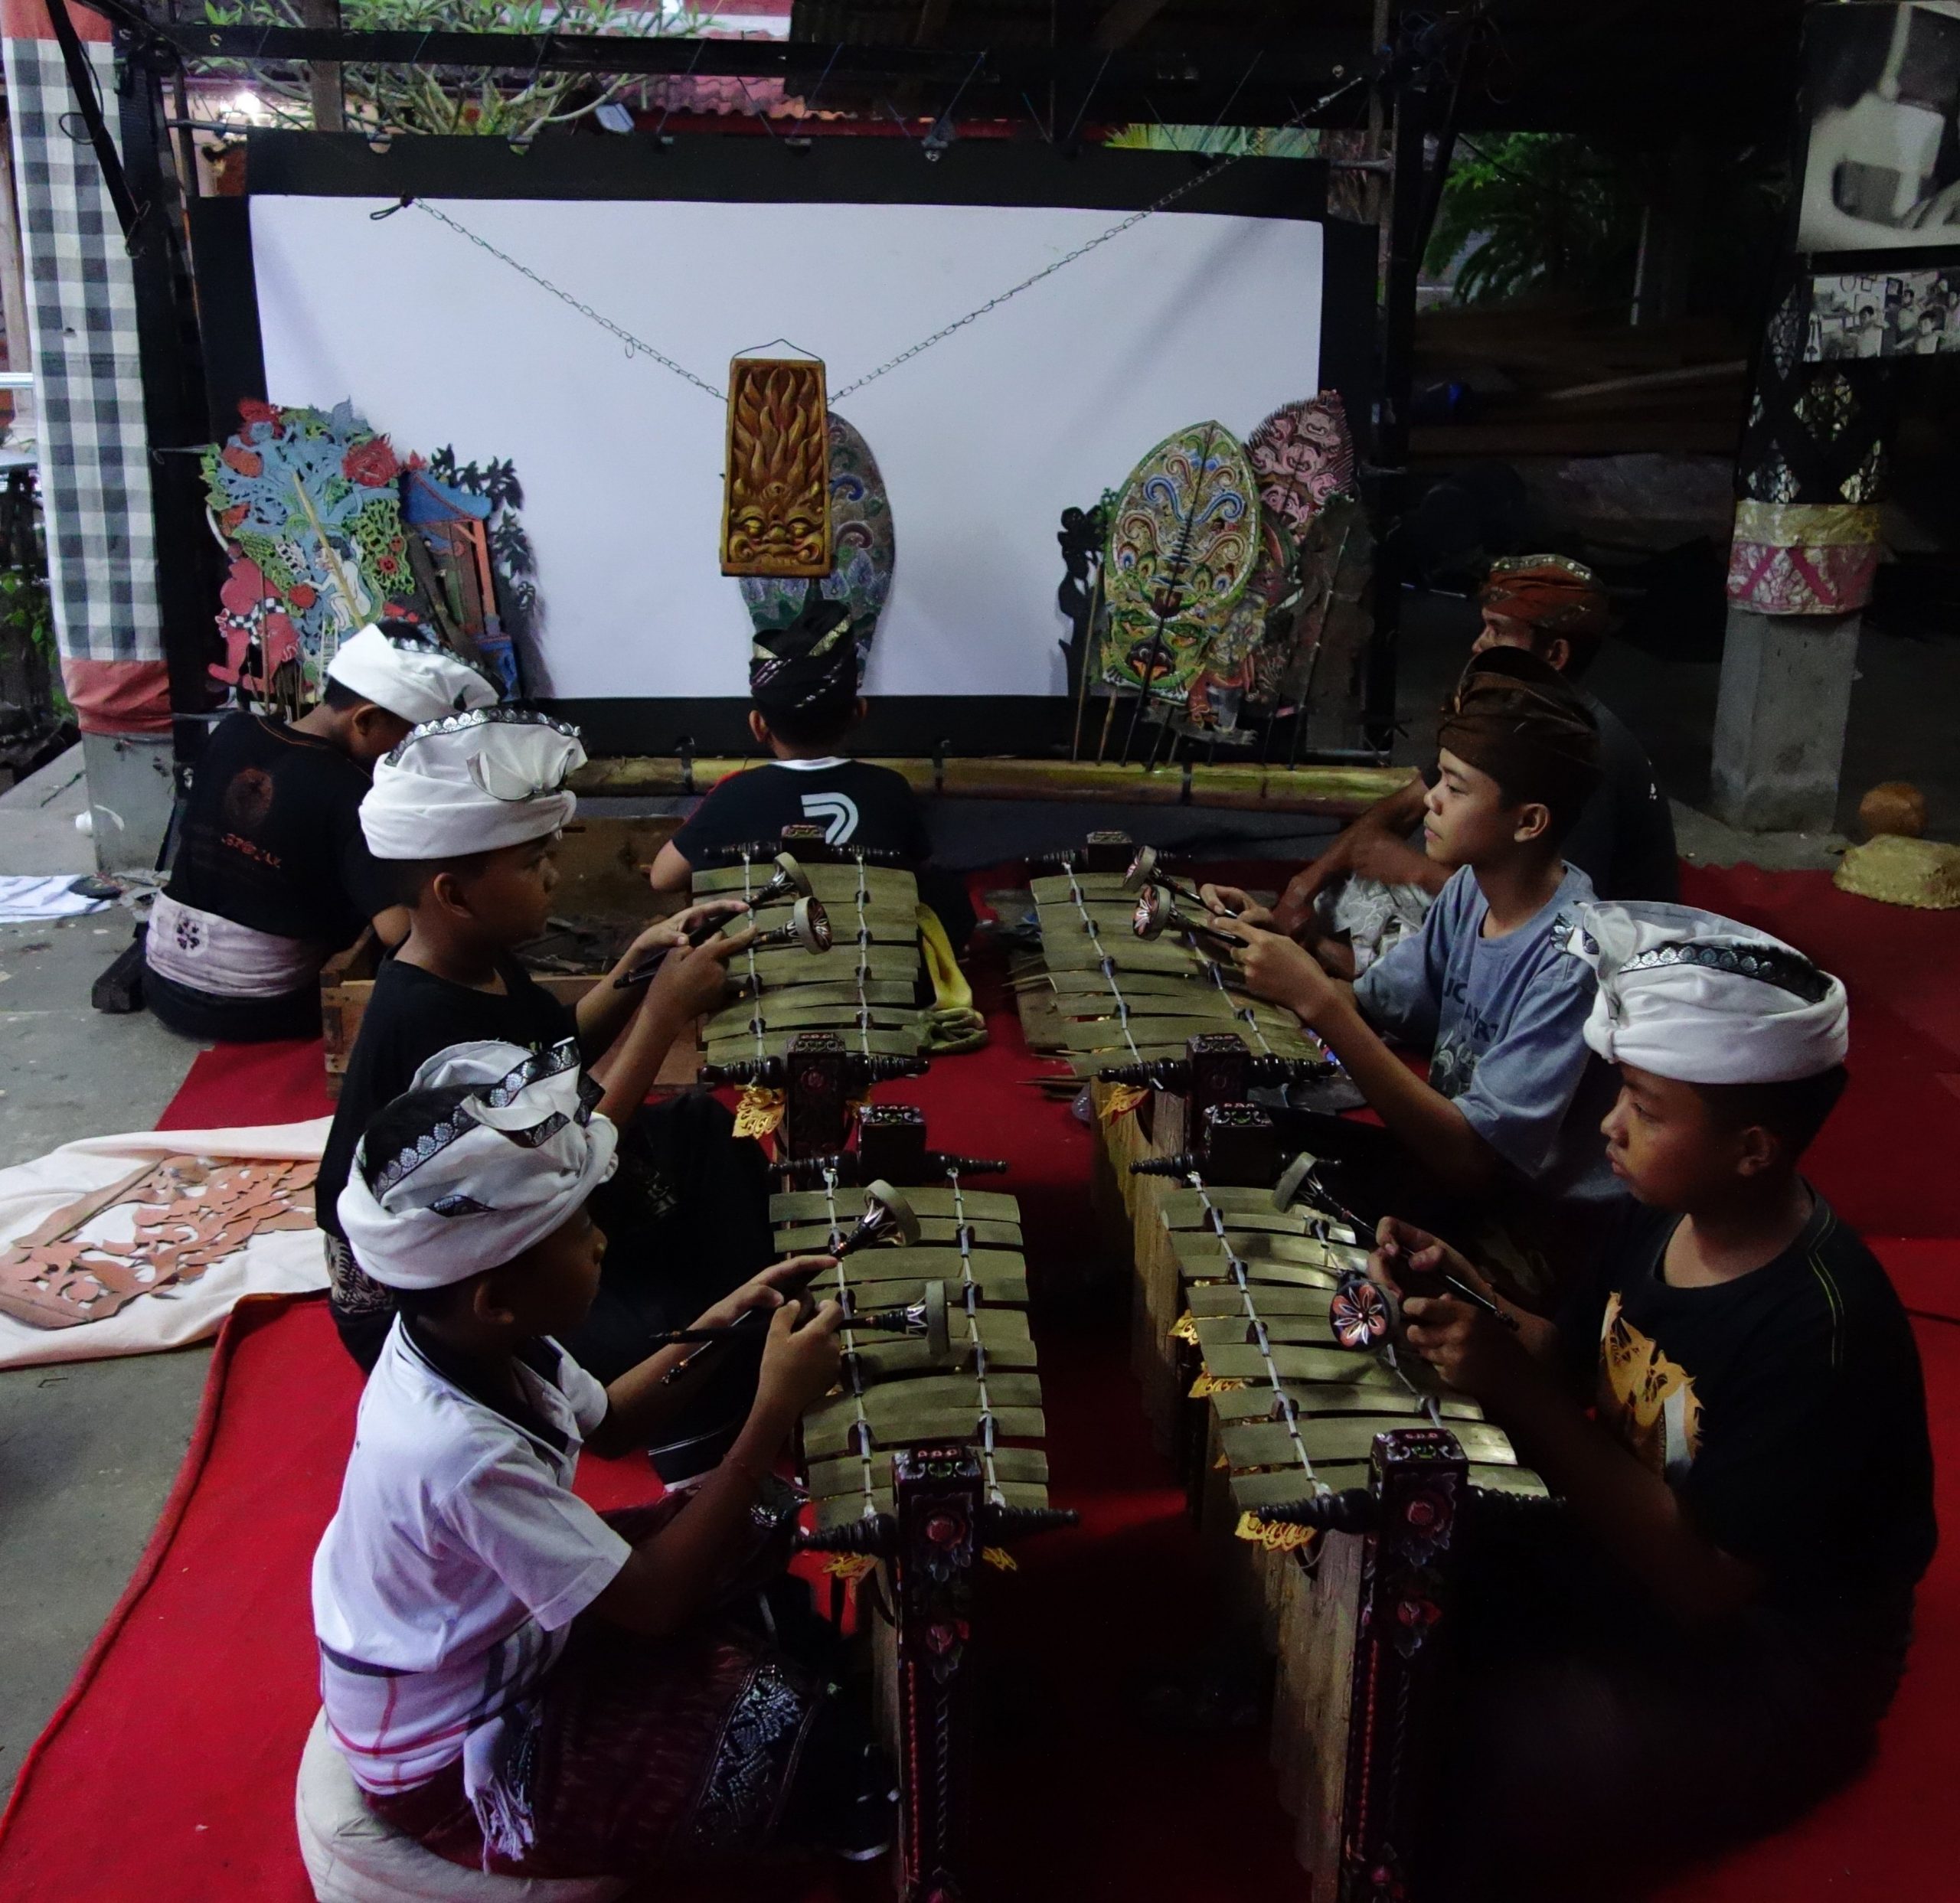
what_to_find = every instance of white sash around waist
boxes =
[145,892,323,999]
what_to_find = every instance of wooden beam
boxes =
[570,755,1414,818]
[300,0,345,132]
[1092,0,1174,51]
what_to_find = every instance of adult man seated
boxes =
[1218,557,1677,978]
[144,621,498,1043]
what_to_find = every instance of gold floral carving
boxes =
[0,1156,318,1330]
[720,357,831,578]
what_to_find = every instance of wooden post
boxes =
[302,0,345,133]
[1364,31,1429,749]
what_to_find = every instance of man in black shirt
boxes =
[647,589,972,944]
[1367,902,1933,1899]
[1212,557,1677,977]
[145,622,499,1042]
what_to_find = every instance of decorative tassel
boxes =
[733,1085,786,1141]
[463,1706,540,1866]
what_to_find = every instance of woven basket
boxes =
[1833,834,1960,910]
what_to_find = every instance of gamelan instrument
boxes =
[776,1095,1071,1903]
[694,981,1065,1901]
[1130,881,1246,956]
[1272,1151,1516,1344]
[742,850,816,911]
[1094,1028,1341,1438]
[1022,834,1334,1075]
[1183,1144,1549,1903]
[690,834,927,1066]
[1121,842,1238,918]
[613,891,831,989]
[1095,1053,1551,1902]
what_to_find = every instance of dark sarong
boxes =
[1432,1512,1906,1901]
[364,1500,847,1880]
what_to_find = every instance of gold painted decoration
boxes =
[1727,499,1884,615]
[1731,500,1882,548]
[721,357,832,578]
[733,1085,787,1141]
[822,1552,879,1585]
[1235,1510,1318,1555]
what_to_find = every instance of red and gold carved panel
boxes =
[720,357,832,579]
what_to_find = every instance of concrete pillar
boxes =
[1710,606,1858,834]
[77,730,173,873]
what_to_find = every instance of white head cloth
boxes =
[361,708,586,860]
[337,1038,618,1290]
[325,623,500,726]
[1567,901,1849,1085]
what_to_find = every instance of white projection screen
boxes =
[225,138,1353,745]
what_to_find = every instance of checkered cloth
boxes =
[1,36,160,665]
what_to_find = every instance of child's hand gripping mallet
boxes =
[1123,845,1240,918]
[615,893,830,989]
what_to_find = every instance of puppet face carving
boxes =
[722,358,831,577]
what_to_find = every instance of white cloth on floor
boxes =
[0,874,110,923]
[0,1117,331,1369]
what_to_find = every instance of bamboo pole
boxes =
[570,754,1415,817]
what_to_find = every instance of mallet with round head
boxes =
[1132,883,1246,956]
[830,1178,923,1256]
[1122,845,1238,917]
[744,852,815,912]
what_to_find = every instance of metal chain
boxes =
[412,198,730,400]
[407,70,1363,406]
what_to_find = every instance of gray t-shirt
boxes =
[1352,862,1619,1204]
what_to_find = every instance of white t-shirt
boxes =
[311,1317,632,1794]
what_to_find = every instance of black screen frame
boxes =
[191,132,1377,757]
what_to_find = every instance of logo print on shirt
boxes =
[222,764,276,834]
[800,792,859,845]
[1596,1291,1703,1485]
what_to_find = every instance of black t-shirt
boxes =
[1556,1196,1936,1629]
[165,713,392,948]
[1563,690,1679,903]
[671,759,931,870]
[316,954,577,1242]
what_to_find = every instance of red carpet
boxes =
[1,865,1955,1901]
[158,1035,336,1132]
